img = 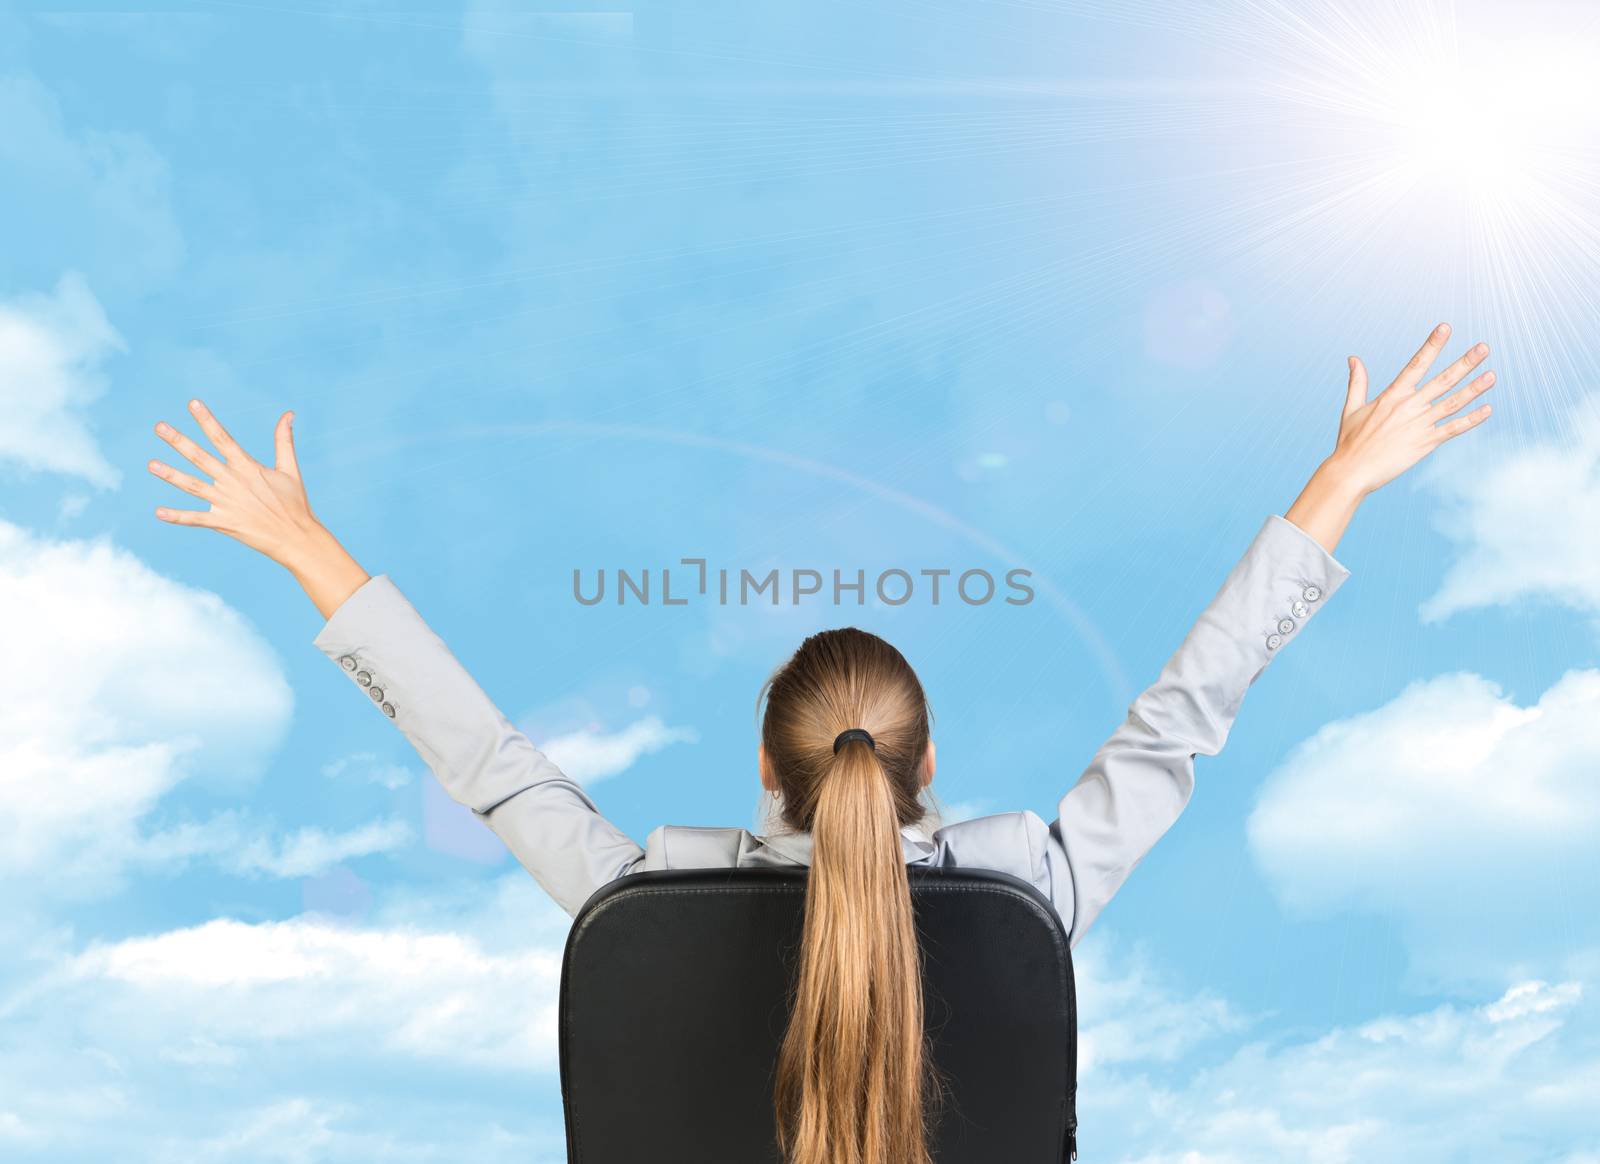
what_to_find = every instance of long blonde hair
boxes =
[759,626,938,1164]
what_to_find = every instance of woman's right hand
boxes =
[150,400,370,619]
[1284,322,1496,556]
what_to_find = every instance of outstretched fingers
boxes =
[1432,368,1496,417]
[1389,322,1452,395]
[1433,400,1493,444]
[154,420,226,479]
[1422,342,1490,403]
[154,504,219,528]
[147,457,217,502]
[187,399,253,466]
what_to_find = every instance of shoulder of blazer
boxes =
[641,823,749,871]
[931,809,1046,875]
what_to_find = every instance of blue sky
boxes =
[3,0,1599,1159]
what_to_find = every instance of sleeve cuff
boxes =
[313,573,397,652]
[311,573,408,722]
[1253,513,1351,656]
[1265,513,1351,580]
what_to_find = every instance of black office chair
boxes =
[559,865,1078,1163]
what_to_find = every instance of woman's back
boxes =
[310,510,1350,946]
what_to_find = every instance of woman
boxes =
[149,323,1493,1164]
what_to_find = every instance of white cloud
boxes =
[1246,668,1600,985]
[0,272,123,487]
[67,916,560,1068]
[140,814,413,879]
[0,512,408,892]
[238,822,411,878]
[0,518,295,894]
[0,874,573,1159]
[0,1109,43,1146]
[322,750,413,790]
[174,1097,561,1164]
[1073,939,1245,1077]
[1082,977,1597,1163]
[0,872,577,1160]
[170,1096,563,1164]
[1419,392,1600,629]
[42,874,569,1069]
[1040,932,1600,1160]
[539,715,698,784]
[191,1099,341,1164]
[0,74,183,292]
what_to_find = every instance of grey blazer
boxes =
[312,513,1350,949]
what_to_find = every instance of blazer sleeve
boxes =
[311,574,646,916]
[1044,513,1352,947]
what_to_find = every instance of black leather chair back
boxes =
[559,865,1077,1163]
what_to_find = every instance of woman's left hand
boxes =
[148,399,320,565]
[149,400,370,619]
[1285,322,1496,555]
[1326,321,1496,498]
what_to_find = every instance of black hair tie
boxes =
[833,728,876,753]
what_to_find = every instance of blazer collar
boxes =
[754,818,939,867]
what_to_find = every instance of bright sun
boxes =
[1374,33,1599,201]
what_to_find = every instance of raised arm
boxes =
[307,573,646,913]
[148,401,646,915]
[1042,323,1496,946]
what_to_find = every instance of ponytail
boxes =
[773,736,934,1164]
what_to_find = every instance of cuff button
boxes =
[340,656,357,671]
[369,686,384,701]
[1303,585,1322,602]
[1266,633,1283,650]
[1292,600,1309,618]
[381,702,396,718]
[356,670,373,687]
[1277,617,1296,635]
